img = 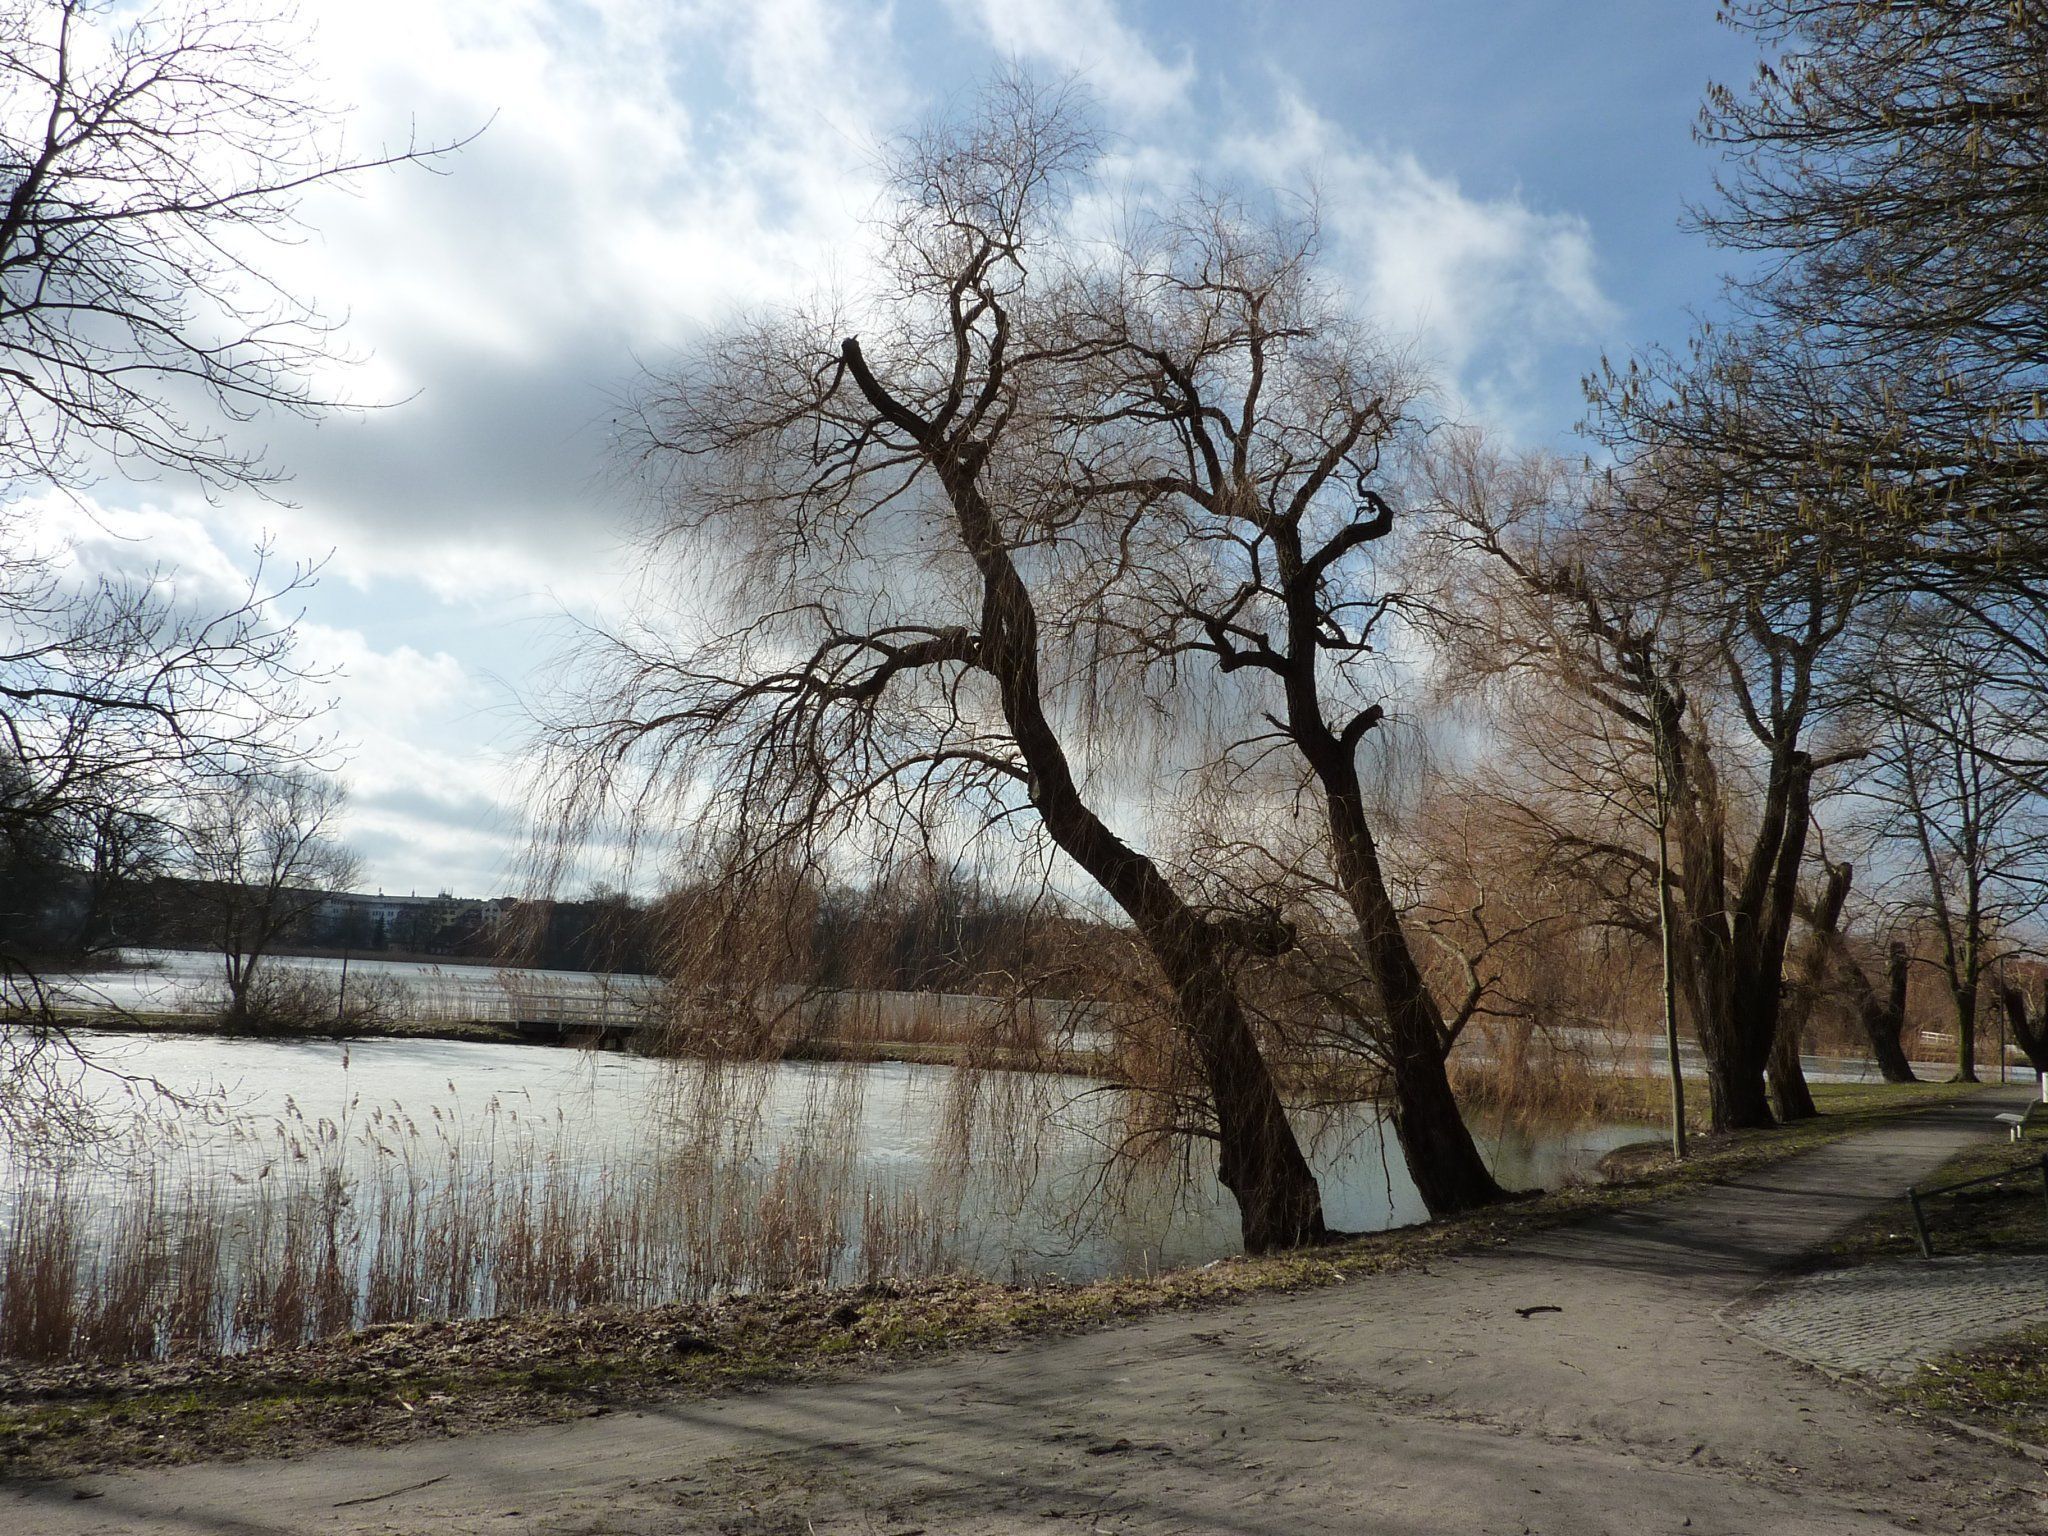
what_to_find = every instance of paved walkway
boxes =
[1743,1254,2048,1383]
[9,1093,2048,1535]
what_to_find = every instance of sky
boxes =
[44,0,1763,898]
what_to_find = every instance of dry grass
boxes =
[1447,1018,1678,1132]
[0,1088,951,1365]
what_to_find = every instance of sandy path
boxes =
[10,1096,2048,1535]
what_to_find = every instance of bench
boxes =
[1993,1101,2045,1142]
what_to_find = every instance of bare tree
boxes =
[1997,973,2048,1078]
[1698,1,2048,791]
[181,767,357,1028]
[0,533,326,1132]
[1856,617,2048,1081]
[0,0,456,490]
[1046,205,1507,1211]
[538,81,1345,1251]
[1786,859,1917,1084]
[1703,2,2048,400]
[1423,406,1868,1130]
[0,0,454,1137]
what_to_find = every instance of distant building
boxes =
[310,891,521,954]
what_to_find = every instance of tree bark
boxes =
[1281,541,1505,1215]
[1651,701,1788,1131]
[1338,826,1506,1212]
[1767,1006,1818,1121]
[841,355,1328,1253]
[1999,979,2048,1076]
[1706,1055,1776,1129]
[1871,944,1918,1082]
[1952,982,1981,1083]
[1841,940,1920,1084]
[1799,863,1916,1082]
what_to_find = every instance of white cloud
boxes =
[946,0,1195,115]
[1219,94,1618,410]
[43,2,1624,894]
[9,497,532,895]
[11,494,278,622]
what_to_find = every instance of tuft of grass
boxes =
[0,1078,1984,1479]
[1894,1326,2048,1451]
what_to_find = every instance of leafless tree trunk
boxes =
[1065,210,1506,1212]
[183,770,359,1029]
[540,82,1338,1251]
[1425,433,1847,1132]
[1791,861,1917,1084]
[1998,977,2048,1078]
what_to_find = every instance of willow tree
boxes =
[1050,207,1506,1212]
[540,83,1329,1252]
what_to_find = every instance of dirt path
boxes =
[12,1096,2048,1535]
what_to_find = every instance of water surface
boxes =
[5,1031,1647,1288]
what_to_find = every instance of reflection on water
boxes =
[4,1032,1646,1291]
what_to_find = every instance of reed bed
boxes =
[1447,1017,1661,1131]
[0,1086,956,1365]
[783,988,1082,1050]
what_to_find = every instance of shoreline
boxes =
[42,1012,1116,1076]
[0,1080,1984,1481]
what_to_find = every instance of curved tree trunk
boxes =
[1801,863,1916,1082]
[1860,943,1919,1083]
[1999,979,2048,1077]
[873,392,1327,1254]
[1335,819,1505,1213]
[1285,581,1505,1215]
[1767,1008,1818,1121]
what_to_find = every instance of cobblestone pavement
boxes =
[1741,1254,2048,1381]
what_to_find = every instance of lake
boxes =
[0,1031,1647,1337]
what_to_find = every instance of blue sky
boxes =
[45,0,1765,896]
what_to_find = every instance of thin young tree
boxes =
[182,768,358,1029]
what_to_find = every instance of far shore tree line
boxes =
[4,1,2048,1257]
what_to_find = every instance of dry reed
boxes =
[0,1086,956,1365]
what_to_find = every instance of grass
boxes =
[0,1076,1985,1480]
[0,1075,959,1365]
[1895,1326,2048,1452]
